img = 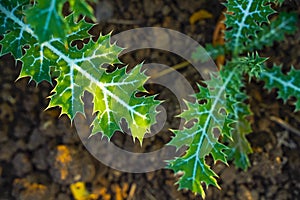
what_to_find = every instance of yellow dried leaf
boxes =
[189,9,213,25]
[70,182,90,200]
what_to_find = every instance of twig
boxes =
[270,116,300,136]
[151,61,190,79]
[127,183,136,200]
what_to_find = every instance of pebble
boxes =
[28,129,46,150]
[12,178,54,200]
[237,185,256,200]
[0,141,17,161]
[32,148,49,170]
[12,153,32,177]
[221,166,236,185]
[47,145,96,185]
[14,121,31,139]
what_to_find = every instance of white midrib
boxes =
[191,70,235,181]
[0,4,146,120]
[253,17,294,48]
[233,0,253,54]
[262,71,300,92]
[43,0,56,36]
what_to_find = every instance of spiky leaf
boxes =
[247,12,297,51]
[0,0,160,143]
[65,13,94,43]
[224,0,275,55]
[221,64,253,170]
[226,103,252,170]
[261,65,300,111]
[69,0,96,21]
[25,0,67,42]
[0,0,35,58]
[228,53,268,80]
[90,64,159,142]
[168,69,239,198]
[226,102,253,170]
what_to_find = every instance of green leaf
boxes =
[69,0,96,21]
[271,0,285,6]
[220,64,253,170]
[224,0,275,55]
[0,0,29,35]
[43,35,159,143]
[0,0,35,58]
[168,69,238,198]
[20,43,54,83]
[226,102,253,170]
[226,103,252,170]
[228,53,268,80]
[65,13,93,43]
[25,0,66,42]
[247,12,298,51]
[260,65,300,111]
[90,64,160,143]
[18,13,94,84]
[1,0,160,144]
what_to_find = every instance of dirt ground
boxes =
[1,0,300,199]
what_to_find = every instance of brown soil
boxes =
[1,0,300,200]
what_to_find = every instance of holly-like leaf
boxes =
[261,65,300,111]
[226,102,253,170]
[224,0,275,55]
[65,13,94,43]
[272,0,285,6]
[167,60,256,197]
[225,100,252,170]
[168,69,240,198]
[69,0,96,21]
[247,12,297,51]
[0,0,35,59]
[91,64,159,142]
[0,0,29,35]
[25,0,66,42]
[0,0,160,144]
[220,64,253,170]
[20,43,54,83]
[228,53,268,80]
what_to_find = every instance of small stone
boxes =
[0,103,14,122]
[48,145,95,185]
[28,129,46,150]
[221,166,236,185]
[266,185,278,198]
[12,153,32,176]
[23,94,39,112]
[12,178,54,200]
[251,190,259,200]
[0,141,17,161]
[14,121,31,139]
[32,148,49,170]
[16,139,27,151]
[237,185,255,200]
